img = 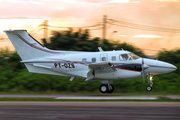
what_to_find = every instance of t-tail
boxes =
[4,30,61,60]
[4,30,63,74]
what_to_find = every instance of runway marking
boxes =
[0,95,180,100]
[55,96,157,100]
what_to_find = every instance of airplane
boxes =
[4,30,177,93]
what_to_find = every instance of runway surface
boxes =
[0,95,180,100]
[0,102,179,120]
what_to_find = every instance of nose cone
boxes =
[144,58,177,74]
[168,64,177,72]
[162,61,177,72]
[156,61,177,73]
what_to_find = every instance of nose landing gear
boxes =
[146,74,153,92]
[146,86,152,92]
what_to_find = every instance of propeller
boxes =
[141,58,149,83]
[141,58,145,83]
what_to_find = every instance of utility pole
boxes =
[44,20,48,40]
[102,15,107,40]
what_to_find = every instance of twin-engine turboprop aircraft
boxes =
[4,30,177,93]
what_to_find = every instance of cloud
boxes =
[76,0,111,3]
[40,0,77,3]
[118,35,127,37]
[133,35,164,38]
[29,1,45,5]
[6,0,27,3]
[110,0,130,3]
[56,7,65,10]
[156,0,180,2]
[4,0,45,5]
[0,17,42,19]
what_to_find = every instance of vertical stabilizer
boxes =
[4,30,61,60]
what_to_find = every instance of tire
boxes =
[146,86,152,92]
[107,85,114,94]
[99,84,108,93]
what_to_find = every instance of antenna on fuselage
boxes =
[98,47,104,52]
[121,48,124,51]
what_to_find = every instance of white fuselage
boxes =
[24,50,176,80]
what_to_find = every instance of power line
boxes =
[39,22,103,29]
[108,19,180,33]
[38,16,180,39]
[48,23,102,29]
[50,19,102,21]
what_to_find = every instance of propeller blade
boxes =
[142,58,145,83]
[141,58,150,83]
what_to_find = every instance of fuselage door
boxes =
[100,53,108,62]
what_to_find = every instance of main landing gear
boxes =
[146,74,153,92]
[99,80,114,94]
[99,84,114,93]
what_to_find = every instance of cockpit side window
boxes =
[129,53,140,60]
[119,54,129,61]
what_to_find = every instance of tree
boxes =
[42,29,145,57]
[157,48,180,64]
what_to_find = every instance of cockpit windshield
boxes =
[128,53,140,60]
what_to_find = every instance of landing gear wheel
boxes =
[107,85,114,94]
[99,84,108,93]
[146,86,152,92]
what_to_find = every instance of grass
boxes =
[0,91,180,95]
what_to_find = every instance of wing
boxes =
[88,61,116,73]
[85,61,116,81]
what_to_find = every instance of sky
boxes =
[0,0,180,55]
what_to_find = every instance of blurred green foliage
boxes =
[0,29,179,94]
[42,29,146,57]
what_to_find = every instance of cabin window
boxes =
[111,56,116,61]
[102,57,106,61]
[92,58,96,63]
[119,54,129,61]
[82,58,87,63]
